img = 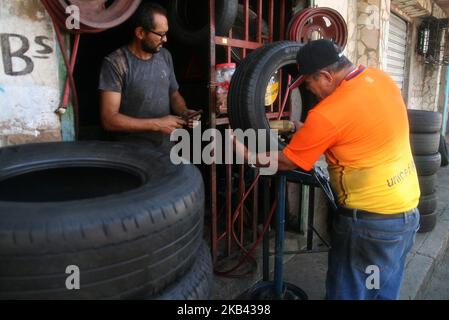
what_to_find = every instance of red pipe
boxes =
[61,34,81,109]
[211,0,292,276]
[214,199,277,277]
[209,0,218,263]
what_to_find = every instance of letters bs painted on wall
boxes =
[0,0,61,146]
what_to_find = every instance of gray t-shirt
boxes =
[99,46,179,152]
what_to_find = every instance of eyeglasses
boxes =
[147,29,167,40]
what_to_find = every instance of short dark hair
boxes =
[131,2,167,31]
[310,55,353,79]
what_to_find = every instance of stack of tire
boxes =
[408,110,442,233]
[0,142,212,300]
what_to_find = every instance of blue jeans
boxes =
[326,208,420,300]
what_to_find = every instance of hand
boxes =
[157,115,186,135]
[182,109,202,129]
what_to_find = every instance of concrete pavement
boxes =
[421,239,449,299]
[211,163,449,300]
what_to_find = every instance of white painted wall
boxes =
[314,0,352,57]
[315,0,349,22]
[0,0,61,146]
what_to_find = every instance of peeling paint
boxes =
[1,0,61,146]
[8,0,47,22]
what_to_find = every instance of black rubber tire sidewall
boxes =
[0,142,205,299]
[414,153,442,176]
[243,42,302,132]
[154,241,213,300]
[410,133,441,155]
[418,174,437,196]
[418,193,438,215]
[228,41,303,150]
[167,0,238,45]
[408,110,442,133]
[418,211,437,233]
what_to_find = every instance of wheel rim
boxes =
[58,0,142,29]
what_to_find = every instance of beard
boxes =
[141,40,161,54]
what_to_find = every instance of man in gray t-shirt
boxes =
[98,2,200,153]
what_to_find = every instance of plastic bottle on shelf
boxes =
[216,63,236,115]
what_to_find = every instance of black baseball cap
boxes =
[297,39,343,75]
[290,39,343,90]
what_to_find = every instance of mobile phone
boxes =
[185,110,203,120]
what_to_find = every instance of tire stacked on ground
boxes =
[408,110,443,233]
[0,142,212,300]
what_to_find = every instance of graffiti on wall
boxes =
[0,33,54,76]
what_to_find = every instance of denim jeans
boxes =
[326,208,420,300]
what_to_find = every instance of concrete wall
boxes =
[0,0,62,147]
[394,1,448,111]
[329,0,447,112]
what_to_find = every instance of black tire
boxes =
[167,0,238,45]
[228,41,303,149]
[418,212,437,233]
[418,193,438,215]
[0,142,204,299]
[229,42,286,131]
[155,241,213,300]
[410,133,440,155]
[408,110,442,133]
[418,174,437,196]
[439,134,449,167]
[414,153,442,176]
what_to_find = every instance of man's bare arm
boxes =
[232,134,299,172]
[276,151,300,171]
[170,90,188,116]
[100,91,185,135]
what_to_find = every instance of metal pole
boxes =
[262,178,270,281]
[443,65,449,136]
[301,185,309,233]
[307,187,315,250]
[274,175,287,298]
[310,0,315,7]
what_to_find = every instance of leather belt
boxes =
[337,207,415,220]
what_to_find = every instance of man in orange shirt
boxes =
[242,40,420,299]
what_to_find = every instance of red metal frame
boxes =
[209,0,293,266]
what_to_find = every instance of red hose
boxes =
[61,34,80,109]
[41,0,107,138]
[214,173,280,278]
[214,198,277,277]
[41,2,75,137]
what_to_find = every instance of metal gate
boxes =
[387,13,408,92]
[208,0,293,270]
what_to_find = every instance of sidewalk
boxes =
[211,164,449,300]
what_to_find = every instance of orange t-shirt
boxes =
[283,67,420,214]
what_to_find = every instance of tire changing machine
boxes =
[248,167,338,299]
